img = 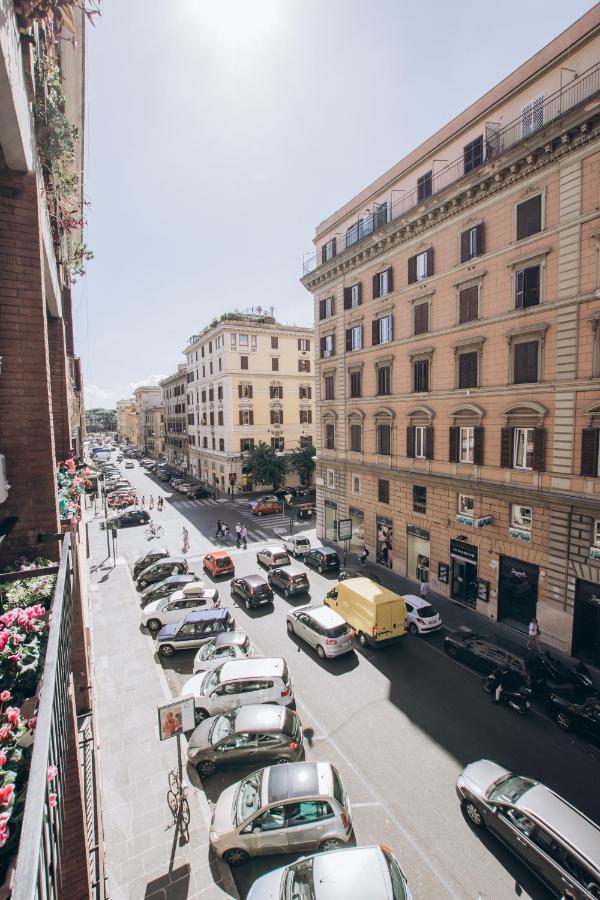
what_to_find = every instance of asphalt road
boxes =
[100,459,600,900]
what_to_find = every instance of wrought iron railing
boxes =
[303,60,600,275]
[78,713,106,899]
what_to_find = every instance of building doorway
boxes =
[349,507,364,553]
[406,526,430,583]
[450,539,478,608]
[572,580,600,667]
[497,556,539,633]
[324,500,337,542]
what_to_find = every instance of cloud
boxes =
[126,374,167,393]
[84,384,120,409]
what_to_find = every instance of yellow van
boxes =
[324,577,408,648]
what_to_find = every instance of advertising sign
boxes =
[157,697,195,741]
[337,518,352,541]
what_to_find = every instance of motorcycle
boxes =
[482,673,532,715]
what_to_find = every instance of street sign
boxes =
[337,518,352,541]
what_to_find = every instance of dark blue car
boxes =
[304,547,340,574]
[156,608,235,657]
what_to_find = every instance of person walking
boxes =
[222,523,230,541]
[235,523,242,548]
[215,519,222,539]
[157,496,163,512]
[182,526,190,554]
[149,495,154,510]
[241,525,248,549]
[141,496,145,508]
[360,546,369,567]
[528,617,541,652]
[419,581,429,599]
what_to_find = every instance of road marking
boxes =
[350,801,383,809]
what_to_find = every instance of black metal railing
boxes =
[11,535,74,900]
[303,60,600,275]
[78,713,107,899]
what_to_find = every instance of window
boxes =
[378,479,389,503]
[321,334,335,358]
[208,340,213,353]
[352,474,361,494]
[201,390,207,403]
[239,334,249,347]
[413,302,429,335]
[521,94,544,138]
[516,195,542,240]
[203,437,208,449]
[319,297,335,319]
[460,224,484,262]
[511,504,532,529]
[344,283,362,309]
[459,426,474,463]
[377,423,391,455]
[581,427,600,477]
[377,365,391,396]
[515,265,540,308]
[271,336,278,349]
[271,437,285,451]
[298,359,311,372]
[413,359,429,392]
[230,334,236,349]
[514,427,534,470]
[407,424,433,460]
[463,136,483,174]
[270,357,279,371]
[414,425,426,459]
[326,469,335,488]
[325,423,335,450]
[458,351,478,389]
[346,324,363,352]
[240,356,248,370]
[209,412,215,426]
[417,170,432,201]
[299,409,312,424]
[594,520,600,547]
[238,383,253,399]
[218,411,223,426]
[208,388,214,402]
[299,384,311,399]
[459,286,479,323]
[217,386,223,400]
[270,385,283,399]
[239,410,254,426]
[350,370,362,398]
[413,485,427,514]
[322,238,337,263]
[240,438,255,452]
[514,341,539,384]
[373,314,393,346]
[298,338,310,351]
[300,435,312,449]
[350,423,362,452]
[450,423,483,465]
[209,362,213,375]
[408,249,433,284]
[324,375,335,400]
[219,438,225,451]
[458,494,474,517]
[270,409,284,425]
[372,267,393,299]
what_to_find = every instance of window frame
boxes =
[511,504,533,530]
[458,493,474,518]
[378,479,390,504]
[326,469,335,488]
[352,474,361,495]
[349,369,362,398]
[513,427,535,470]
[413,485,427,515]
[417,170,432,202]
[414,425,426,459]
[459,426,475,464]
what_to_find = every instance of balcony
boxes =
[303,60,600,275]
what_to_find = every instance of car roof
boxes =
[266,762,329,803]
[181,581,207,594]
[243,574,269,586]
[234,704,286,733]
[207,550,232,559]
[518,784,600,868]
[403,593,433,609]
[303,604,346,628]
[219,657,285,680]
[316,547,337,556]
[311,847,391,900]
[274,565,306,577]
[214,630,248,648]
[152,556,185,566]
[262,546,288,554]
[183,608,229,624]
[160,575,195,586]
[138,548,168,560]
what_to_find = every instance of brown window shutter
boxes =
[279,410,283,424]
[249,411,254,426]
[386,267,394,292]
[307,386,312,399]
[372,319,380,346]
[306,340,310,350]
[248,385,253,398]
[514,341,539,384]
[331,237,337,256]
[408,255,417,285]
[425,425,434,460]
[500,427,513,468]
[449,426,460,463]
[319,299,325,320]
[389,316,393,341]
[473,426,484,465]
[475,223,484,255]
[356,283,362,305]
[320,337,325,357]
[426,247,434,277]
[533,427,546,472]
[345,329,352,352]
[406,426,415,458]
[270,410,274,425]
[321,245,326,264]
[238,384,242,398]
[459,286,478,323]
[517,195,542,241]
[372,273,380,299]
[580,428,599,476]
[308,410,312,424]
[238,411,243,425]
[343,288,352,309]
[414,303,429,335]
[460,230,470,263]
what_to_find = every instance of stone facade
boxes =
[115,399,137,444]
[132,385,161,450]
[160,365,188,469]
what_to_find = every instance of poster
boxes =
[157,697,195,741]
[376,516,393,569]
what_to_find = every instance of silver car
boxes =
[209,761,352,866]
[256,547,291,569]
[192,631,255,674]
[247,845,412,899]
[457,760,600,899]
[181,657,294,719]
[287,604,354,659]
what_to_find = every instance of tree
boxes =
[245,442,287,489]
[288,444,316,485]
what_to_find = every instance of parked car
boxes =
[282,535,311,558]
[231,575,274,610]
[156,608,235,656]
[444,627,545,689]
[256,547,291,569]
[187,705,303,777]
[133,547,170,580]
[192,631,255,674]
[304,547,340,574]
[136,556,188,590]
[273,487,298,500]
[203,551,235,578]
[287,604,354,659]
[268,566,309,598]
[182,657,294,720]
[247,845,412,900]
[124,460,135,469]
[547,687,600,740]
[209,761,352,866]
[456,759,600,899]
[250,499,281,517]
[175,482,193,493]
[402,594,442,635]
[187,485,212,499]
[142,585,220,632]
[107,494,136,510]
[106,507,149,528]
[139,574,199,607]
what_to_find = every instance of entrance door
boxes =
[573,581,600,666]
[497,557,538,632]
[451,560,477,608]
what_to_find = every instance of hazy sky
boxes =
[75,0,595,409]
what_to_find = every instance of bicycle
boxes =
[145,521,164,540]
[166,767,190,830]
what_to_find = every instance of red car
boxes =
[251,499,281,517]
[203,550,235,578]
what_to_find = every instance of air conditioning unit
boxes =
[0,455,8,503]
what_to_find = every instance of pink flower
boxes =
[0,784,14,807]
[0,691,11,703]
[48,792,57,809]
[12,635,22,645]
[7,653,22,663]
[0,813,9,847]
[0,753,7,768]
[47,765,58,781]
[0,632,9,652]
[0,727,11,743]
[27,718,37,731]
[5,708,20,726]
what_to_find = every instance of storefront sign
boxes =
[438,562,449,584]
[590,546,600,562]
[449,539,478,565]
[337,518,352,541]
[455,514,473,527]
[475,516,493,529]
[509,526,532,543]
[406,524,430,541]
[476,578,490,603]
[324,499,337,509]
[348,506,364,518]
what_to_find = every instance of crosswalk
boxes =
[168,495,295,545]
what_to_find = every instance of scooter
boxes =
[482,673,532,715]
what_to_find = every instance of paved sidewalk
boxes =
[87,524,237,899]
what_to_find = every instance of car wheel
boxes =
[257,511,262,517]
[198,760,216,777]
[463,799,484,828]
[286,620,294,635]
[223,848,249,867]
[147,619,161,632]
[445,644,458,659]
[318,565,324,574]
[275,757,289,765]
[159,644,174,657]
[317,645,325,659]
[284,588,290,598]
[358,632,368,648]
[408,622,419,636]
[319,838,343,852]
[556,710,573,732]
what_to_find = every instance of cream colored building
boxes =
[183,312,315,490]
[116,399,137,445]
[133,386,161,450]
[160,365,189,469]
[143,405,165,458]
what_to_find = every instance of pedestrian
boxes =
[215,519,222,539]
[141,496,145,508]
[182,526,190,554]
[235,522,242,548]
[149,495,154,510]
[222,523,230,541]
[419,581,429,599]
[213,489,218,501]
[157,496,163,512]
[241,525,248,549]
[360,546,369,567]
[528,617,541,652]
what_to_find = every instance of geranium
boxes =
[0,727,11,743]
[0,812,9,847]
[0,691,11,702]
[48,792,57,809]
[47,765,58,781]
[0,632,8,652]
[8,653,22,663]
[0,784,14,807]
[0,753,7,767]
[28,718,37,731]
[5,707,21,726]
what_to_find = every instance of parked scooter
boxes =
[482,671,532,715]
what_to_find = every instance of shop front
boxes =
[450,539,478,608]
[376,515,393,569]
[572,579,600,667]
[348,506,364,553]
[406,525,430,583]
[497,556,539,633]
[324,499,337,542]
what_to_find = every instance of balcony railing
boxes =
[303,60,600,275]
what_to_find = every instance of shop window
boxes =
[378,479,389,504]
[413,485,427,514]
[511,504,532,530]
[458,494,474,517]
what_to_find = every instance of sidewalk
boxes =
[87,523,237,899]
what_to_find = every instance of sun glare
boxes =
[188,0,282,46]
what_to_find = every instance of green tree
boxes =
[288,444,316,485]
[245,442,287,489]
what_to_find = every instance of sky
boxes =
[74,0,596,409]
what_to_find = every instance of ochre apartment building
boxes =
[184,312,315,490]
[302,7,600,662]
[116,398,137,445]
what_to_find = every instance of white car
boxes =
[256,547,291,569]
[142,584,220,632]
[181,657,294,718]
[192,630,256,673]
[124,460,134,469]
[287,604,354,659]
[282,535,311,557]
[402,594,442,635]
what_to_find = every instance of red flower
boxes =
[0,784,14,807]
[0,728,11,743]
[5,707,20,726]
[0,632,9,652]
[48,792,57,809]
[0,813,9,847]
[0,753,6,767]
[47,765,58,781]
[0,691,11,703]
[7,653,22,663]
[27,717,37,731]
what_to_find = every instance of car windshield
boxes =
[197,640,216,661]
[235,770,263,826]
[418,605,437,618]
[209,713,234,745]
[325,624,349,639]
[488,774,536,803]
[382,850,409,900]
[201,669,220,695]
[284,858,315,900]
[241,637,250,653]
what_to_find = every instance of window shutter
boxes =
[406,426,415,458]
[389,316,394,341]
[238,411,243,425]
[307,387,312,399]
[408,255,417,285]
[248,385,253,398]
[372,273,380,299]
[514,341,539,384]
[459,286,478,323]
[238,384,242,398]
[331,237,337,257]
[580,428,599,476]
[523,266,540,308]
[386,267,394,292]
[345,329,352,352]
[425,425,434,460]
[319,299,325,320]
[517,195,542,241]
[344,288,352,309]
[279,410,283,424]
[249,411,254,426]
[475,223,484,256]
[448,426,460,463]
[425,247,434,277]
[515,270,525,309]
[473,426,484,465]
[500,427,513,468]
[270,410,274,425]
[414,303,429,335]
[533,427,546,472]
[320,337,325,357]
[321,245,326,264]
[356,283,362,305]
[460,230,470,263]
[459,352,478,389]
[372,319,380,346]
[307,410,312,424]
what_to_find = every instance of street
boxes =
[102,462,600,900]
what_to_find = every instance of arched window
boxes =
[374,408,394,457]
[407,406,434,460]
[448,405,485,466]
